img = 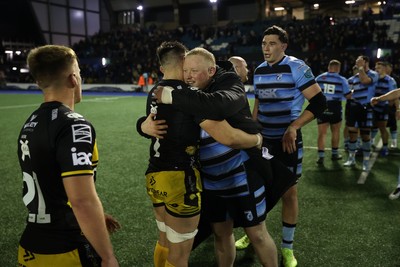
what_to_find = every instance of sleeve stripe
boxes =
[62,170,94,177]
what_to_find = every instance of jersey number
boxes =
[23,171,51,223]
[323,84,336,95]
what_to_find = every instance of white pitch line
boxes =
[304,140,386,185]
[0,104,39,110]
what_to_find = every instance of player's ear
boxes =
[208,66,216,76]
[68,73,78,88]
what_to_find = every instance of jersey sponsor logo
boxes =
[23,121,38,129]
[71,124,92,144]
[276,74,283,80]
[148,187,168,198]
[71,147,92,166]
[262,89,278,98]
[20,140,30,161]
[51,108,58,120]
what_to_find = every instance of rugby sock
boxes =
[391,131,397,140]
[318,150,324,158]
[371,128,378,141]
[282,222,296,250]
[357,137,362,149]
[154,241,169,267]
[344,137,349,149]
[348,140,357,160]
[165,259,175,267]
[362,140,371,160]
[332,147,339,156]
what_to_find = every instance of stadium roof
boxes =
[108,0,380,11]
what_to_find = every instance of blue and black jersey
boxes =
[253,55,317,140]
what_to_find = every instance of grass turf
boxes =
[1,92,399,267]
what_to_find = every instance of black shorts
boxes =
[387,105,397,129]
[264,130,303,178]
[201,160,267,228]
[317,100,342,124]
[345,100,373,128]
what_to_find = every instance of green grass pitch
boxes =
[1,92,399,267]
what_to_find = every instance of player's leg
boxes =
[212,220,235,267]
[245,223,278,267]
[317,122,328,164]
[153,206,169,267]
[164,213,200,267]
[377,119,389,156]
[330,121,342,160]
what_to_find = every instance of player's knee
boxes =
[165,226,198,243]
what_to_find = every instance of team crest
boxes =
[276,74,282,80]
[245,210,253,221]
[304,68,313,78]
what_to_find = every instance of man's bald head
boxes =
[228,56,249,83]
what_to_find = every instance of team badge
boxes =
[245,210,254,221]
[276,74,282,80]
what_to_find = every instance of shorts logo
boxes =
[23,249,35,261]
[72,124,92,144]
[245,210,254,221]
[71,147,92,166]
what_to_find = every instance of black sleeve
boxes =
[136,85,157,138]
[171,72,247,120]
[136,116,152,139]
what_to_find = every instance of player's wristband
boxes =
[161,86,174,104]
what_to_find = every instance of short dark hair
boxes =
[263,25,289,44]
[360,55,370,63]
[156,41,187,66]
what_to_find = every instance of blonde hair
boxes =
[185,47,216,67]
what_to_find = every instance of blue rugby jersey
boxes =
[253,55,317,139]
[373,75,397,113]
[316,72,351,101]
[347,69,379,105]
[199,128,250,197]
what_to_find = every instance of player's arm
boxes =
[200,119,262,149]
[136,114,167,139]
[283,83,326,153]
[63,175,118,266]
[154,76,246,120]
[371,88,400,106]
[252,98,260,121]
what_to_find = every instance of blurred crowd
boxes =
[2,14,400,87]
